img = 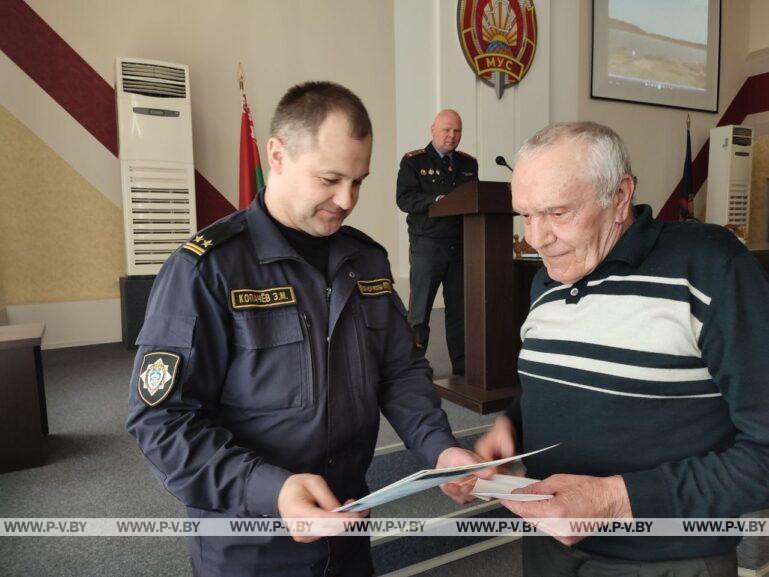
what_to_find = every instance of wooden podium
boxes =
[428,180,518,413]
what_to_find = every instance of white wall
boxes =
[749,0,769,54]
[549,1,581,123]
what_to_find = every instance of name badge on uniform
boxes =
[357,278,393,297]
[230,286,297,310]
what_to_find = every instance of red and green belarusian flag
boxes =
[238,92,264,209]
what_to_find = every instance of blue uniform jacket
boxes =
[126,197,458,576]
[396,142,478,240]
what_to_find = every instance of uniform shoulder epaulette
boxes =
[405,148,427,158]
[180,216,247,263]
[455,150,476,160]
[339,226,388,257]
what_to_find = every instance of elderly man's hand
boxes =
[277,474,367,543]
[435,447,494,504]
[502,474,632,546]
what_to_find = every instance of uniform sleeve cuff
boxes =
[421,431,461,468]
[621,468,675,519]
[245,462,293,517]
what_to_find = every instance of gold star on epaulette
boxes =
[183,234,211,257]
[180,219,246,263]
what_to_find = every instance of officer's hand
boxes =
[501,474,632,546]
[435,447,494,504]
[475,415,517,463]
[277,474,367,543]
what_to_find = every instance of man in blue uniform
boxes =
[396,110,478,376]
[126,82,482,577]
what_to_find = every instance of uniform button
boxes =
[326,336,330,342]
[348,272,356,279]
[570,288,579,296]
[328,457,335,466]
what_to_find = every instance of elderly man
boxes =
[396,109,478,375]
[127,81,482,577]
[476,122,769,576]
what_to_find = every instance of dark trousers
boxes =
[522,537,738,577]
[408,236,464,374]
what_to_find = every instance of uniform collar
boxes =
[246,189,363,271]
[328,231,364,281]
[246,189,300,263]
[542,204,661,285]
[602,204,661,267]
[433,145,453,162]
[426,142,452,162]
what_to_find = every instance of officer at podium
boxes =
[396,109,478,376]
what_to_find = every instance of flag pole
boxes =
[681,113,695,220]
[237,62,264,208]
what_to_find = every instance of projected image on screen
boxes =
[608,0,708,92]
[592,0,718,111]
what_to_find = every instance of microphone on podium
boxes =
[495,155,514,172]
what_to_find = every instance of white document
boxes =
[471,474,552,501]
[334,444,558,512]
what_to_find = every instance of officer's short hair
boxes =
[270,81,372,157]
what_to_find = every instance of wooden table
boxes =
[0,322,47,473]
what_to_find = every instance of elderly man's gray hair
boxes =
[515,122,635,208]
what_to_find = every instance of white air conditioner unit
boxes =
[706,125,753,236]
[116,57,197,276]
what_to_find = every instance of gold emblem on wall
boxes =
[457,0,538,98]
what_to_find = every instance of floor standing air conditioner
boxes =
[116,57,197,276]
[706,125,753,237]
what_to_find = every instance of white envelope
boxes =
[471,474,552,501]
[334,444,558,512]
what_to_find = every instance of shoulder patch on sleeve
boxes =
[137,351,181,407]
[455,150,476,161]
[405,148,427,158]
[339,226,388,257]
[180,217,246,263]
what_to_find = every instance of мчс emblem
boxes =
[138,352,180,407]
[457,0,538,98]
